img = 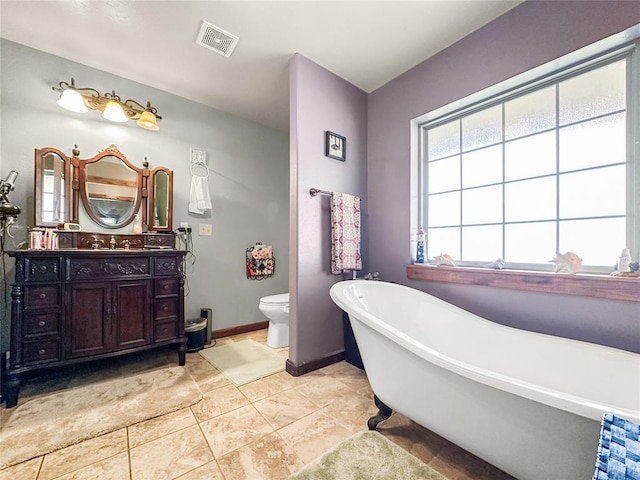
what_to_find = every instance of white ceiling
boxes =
[0,1,521,132]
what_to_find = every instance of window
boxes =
[419,40,639,273]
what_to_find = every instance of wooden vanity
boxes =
[4,247,187,408]
[2,144,184,408]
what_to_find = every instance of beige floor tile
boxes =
[191,384,249,422]
[0,456,42,480]
[428,444,515,480]
[185,355,233,394]
[325,389,378,431]
[173,461,225,480]
[217,432,304,480]
[200,404,274,458]
[238,371,298,403]
[38,428,127,480]
[276,406,360,463]
[377,414,449,465]
[253,387,321,429]
[130,425,213,480]
[51,452,129,480]
[294,372,354,407]
[128,407,197,448]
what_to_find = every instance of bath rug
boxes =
[0,366,202,469]
[199,339,285,386]
[288,430,447,480]
[594,413,640,480]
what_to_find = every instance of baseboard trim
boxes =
[285,351,345,377]
[213,321,269,339]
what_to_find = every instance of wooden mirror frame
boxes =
[77,145,145,229]
[148,166,173,231]
[34,147,72,227]
[35,145,174,232]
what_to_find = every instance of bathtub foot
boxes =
[368,395,393,430]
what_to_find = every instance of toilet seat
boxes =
[259,293,289,306]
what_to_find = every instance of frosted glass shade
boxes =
[102,101,128,122]
[136,110,159,130]
[57,89,88,113]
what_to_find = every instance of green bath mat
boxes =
[288,430,446,480]
[199,339,285,386]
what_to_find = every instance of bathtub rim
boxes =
[330,280,640,424]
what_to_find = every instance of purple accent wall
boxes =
[368,2,640,352]
[289,54,368,368]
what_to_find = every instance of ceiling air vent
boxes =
[196,21,239,58]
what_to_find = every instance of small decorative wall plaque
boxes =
[246,242,275,280]
[325,131,346,161]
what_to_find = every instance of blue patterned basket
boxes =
[594,413,640,479]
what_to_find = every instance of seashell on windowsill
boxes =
[434,254,456,266]
[549,251,582,274]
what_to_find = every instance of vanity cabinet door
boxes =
[66,282,111,358]
[112,279,152,350]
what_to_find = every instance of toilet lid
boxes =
[260,293,289,306]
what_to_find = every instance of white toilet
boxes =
[259,293,289,348]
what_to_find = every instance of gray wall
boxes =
[289,54,368,368]
[0,40,289,351]
[368,1,640,353]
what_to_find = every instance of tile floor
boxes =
[1,329,514,480]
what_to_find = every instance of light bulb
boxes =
[57,88,88,113]
[101,100,128,123]
[136,110,159,130]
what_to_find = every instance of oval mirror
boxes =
[80,149,143,229]
[35,148,70,227]
[149,167,173,231]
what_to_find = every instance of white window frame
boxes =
[413,26,640,274]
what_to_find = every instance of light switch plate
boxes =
[199,223,212,236]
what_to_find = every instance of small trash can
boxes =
[185,318,207,352]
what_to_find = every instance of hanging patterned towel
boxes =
[330,192,362,274]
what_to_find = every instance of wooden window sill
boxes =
[406,264,640,303]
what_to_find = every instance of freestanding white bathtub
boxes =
[329,280,640,480]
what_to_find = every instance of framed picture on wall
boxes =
[325,131,346,161]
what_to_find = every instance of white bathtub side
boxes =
[350,314,600,480]
[330,280,640,423]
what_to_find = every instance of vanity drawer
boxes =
[24,312,60,336]
[154,256,181,276]
[25,285,59,308]
[23,338,61,366]
[68,257,150,279]
[155,298,178,318]
[25,258,61,283]
[154,321,177,342]
[155,278,178,296]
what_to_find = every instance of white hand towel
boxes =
[189,175,212,214]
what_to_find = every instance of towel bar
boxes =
[309,188,332,197]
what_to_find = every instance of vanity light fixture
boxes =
[52,78,162,131]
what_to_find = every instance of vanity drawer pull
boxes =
[154,322,176,342]
[25,313,59,335]
[155,278,178,295]
[154,300,177,318]
[23,339,60,366]
[26,286,59,307]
